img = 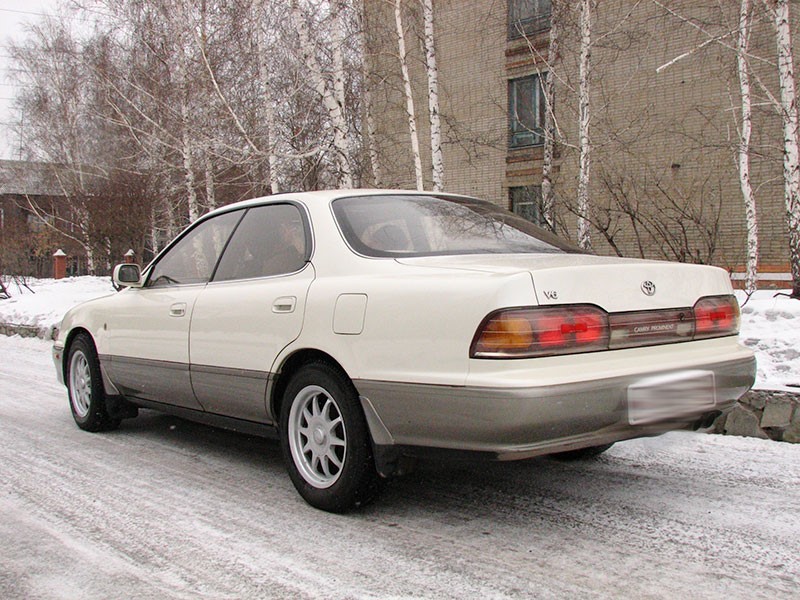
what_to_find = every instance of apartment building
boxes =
[365,0,793,285]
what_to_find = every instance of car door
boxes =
[103,209,243,409]
[189,202,314,423]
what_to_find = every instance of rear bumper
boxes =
[356,354,755,463]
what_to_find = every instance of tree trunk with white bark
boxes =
[737,0,759,294]
[541,0,560,231]
[290,0,354,189]
[357,0,382,187]
[254,0,281,194]
[394,0,424,190]
[204,146,216,210]
[331,0,358,183]
[576,0,593,251]
[422,0,444,191]
[767,0,800,297]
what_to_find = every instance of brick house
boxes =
[365,0,793,287]
[0,160,87,278]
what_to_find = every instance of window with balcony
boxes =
[509,74,545,148]
[508,0,552,39]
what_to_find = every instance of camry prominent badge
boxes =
[641,280,656,296]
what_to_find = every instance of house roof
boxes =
[0,160,67,197]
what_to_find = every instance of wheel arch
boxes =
[269,348,351,424]
[62,327,95,382]
[62,327,122,397]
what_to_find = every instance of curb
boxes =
[0,322,57,340]
[710,389,800,443]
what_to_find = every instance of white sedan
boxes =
[53,190,756,512]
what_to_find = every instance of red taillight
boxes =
[471,306,609,358]
[471,295,740,360]
[693,295,740,339]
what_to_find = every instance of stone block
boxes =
[724,405,769,439]
[741,391,766,411]
[784,415,800,444]
[760,398,795,428]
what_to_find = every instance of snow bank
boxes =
[736,289,800,392]
[0,277,797,391]
[0,277,114,338]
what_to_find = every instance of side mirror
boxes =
[113,263,143,289]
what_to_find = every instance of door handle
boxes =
[170,302,187,317]
[272,296,297,313]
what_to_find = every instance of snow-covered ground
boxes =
[1,277,798,391]
[0,334,798,599]
[0,277,115,339]
[736,290,800,391]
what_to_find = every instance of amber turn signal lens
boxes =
[473,313,534,354]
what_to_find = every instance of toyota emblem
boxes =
[641,281,656,296]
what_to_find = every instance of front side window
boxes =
[147,210,242,287]
[508,0,552,39]
[509,74,545,148]
[332,194,577,258]
[214,203,308,281]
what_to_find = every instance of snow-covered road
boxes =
[1,335,799,599]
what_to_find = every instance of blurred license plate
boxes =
[627,370,716,425]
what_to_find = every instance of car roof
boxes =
[202,189,477,219]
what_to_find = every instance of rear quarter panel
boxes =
[284,263,537,386]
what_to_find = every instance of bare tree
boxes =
[253,0,282,194]
[736,0,759,294]
[290,0,355,189]
[763,0,800,298]
[540,0,563,231]
[393,0,424,190]
[356,0,382,187]
[421,0,444,191]
[576,0,593,251]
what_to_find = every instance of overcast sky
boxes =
[0,0,62,160]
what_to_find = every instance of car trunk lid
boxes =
[395,254,733,312]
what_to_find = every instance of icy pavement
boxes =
[1,335,798,599]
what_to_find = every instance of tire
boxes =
[552,443,614,461]
[66,334,120,432]
[280,362,381,512]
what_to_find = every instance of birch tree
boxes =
[576,0,593,250]
[541,0,562,231]
[357,0,382,187]
[9,18,99,272]
[421,0,444,191]
[290,0,355,189]
[763,0,800,298]
[254,0,282,194]
[394,0,424,190]
[736,0,759,294]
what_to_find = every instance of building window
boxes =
[26,212,54,233]
[508,0,552,39]
[509,74,545,148]
[510,185,544,225]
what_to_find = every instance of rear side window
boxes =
[147,210,242,287]
[214,203,308,281]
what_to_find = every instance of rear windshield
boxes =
[331,194,578,258]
